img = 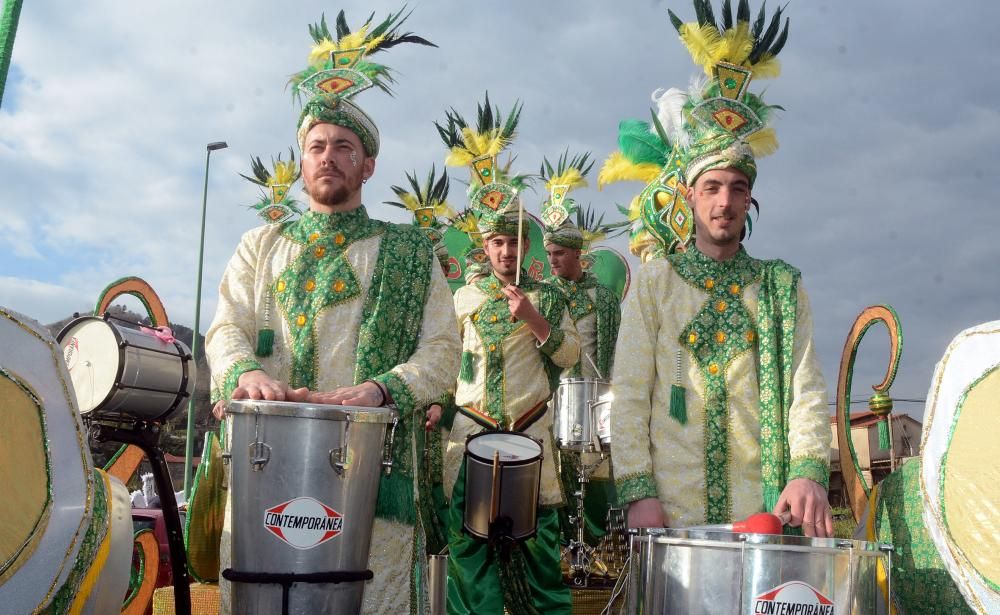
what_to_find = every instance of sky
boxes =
[2,0,998,419]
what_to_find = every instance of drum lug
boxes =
[381,417,399,475]
[249,406,271,471]
[330,446,349,475]
[221,452,232,465]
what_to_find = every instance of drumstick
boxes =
[515,198,525,286]
[489,450,501,525]
[584,353,604,380]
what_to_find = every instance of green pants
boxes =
[446,461,572,615]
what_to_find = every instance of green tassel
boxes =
[255,328,274,357]
[459,350,474,383]
[669,384,687,425]
[878,419,891,450]
[763,486,782,515]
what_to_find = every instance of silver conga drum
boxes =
[463,431,543,542]
[628,528,892,614]
[553,378,612,451]
[224,400,398,615]
[57,315,193,422]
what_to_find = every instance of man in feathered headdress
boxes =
[538,151,624,550]
[611,0,833,538]
[438,95,578,614]
[205,9,460,614]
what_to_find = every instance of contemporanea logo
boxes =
[263,497,344,549]
[751,580,834,615]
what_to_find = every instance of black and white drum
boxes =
[224,400,398,615]
[463,431,543,542]
[57,315,193,422]
[629,528,892,614]
[553,378,612,452]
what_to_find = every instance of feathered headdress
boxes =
[384,165,455,268]
[292,8,436,158]
[576,204,629,253]
[238,149,303,224]
[539,150,592,230]
[436,93,528,237]
[660,0,788,185]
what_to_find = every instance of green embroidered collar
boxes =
[286,206,379,243]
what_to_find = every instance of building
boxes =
[829,411,922,508]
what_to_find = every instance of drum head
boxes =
[59,318,120,413]
[467,432,541,463]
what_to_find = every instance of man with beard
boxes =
[611,1,832,538]
[443,192,579,615]
[205,10,459,614]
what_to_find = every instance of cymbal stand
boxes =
[565,451,608,586]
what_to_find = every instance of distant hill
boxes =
[49,304,217,467]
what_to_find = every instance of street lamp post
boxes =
[184,140,228,501]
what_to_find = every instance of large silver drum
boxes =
[225,400,397,615]
[629,528,891,614]
[463,431,542,542]
[57,315,193,422]
[553,378,612,451]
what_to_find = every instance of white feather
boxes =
[651,86,691,148]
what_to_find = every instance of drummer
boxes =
[610,1,833,537]
[205,10,459,614]
[442,113,580,613]
[538,153,622,547]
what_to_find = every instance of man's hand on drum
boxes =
[772,478,834,538]
[231,370,309,403]
[425,403,442,430]
[627,497,670,530]
[307,380,388,407]
[501,285,551,342]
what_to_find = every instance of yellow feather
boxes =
[545,168,588,193]
[445,147,474,168]
[627,194,642,219]
[399,193,421,211]
[679,23,723,75]
[435,202,458,219]
[747,128,778,157]
[749,55,781,79]
[271,161,298,186]
[717,22,753,66]
[336,25,371,53]
[308,40,338,67]
[307,25,386,67]
[581,229,605,244]
[598,152,662,188]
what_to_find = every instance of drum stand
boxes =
[564,452,609,586]
[90,420,192,615]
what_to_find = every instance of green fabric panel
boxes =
[446,462,572,615]
[0,0,24,109]
[874,458,974,614]
[615,472,658,506]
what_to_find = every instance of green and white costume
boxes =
[207,9,447,614]
[611,246,829,525]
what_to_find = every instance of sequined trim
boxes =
[789,456,830,489]
[615,472,658,506]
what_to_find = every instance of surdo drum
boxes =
[628,528,893,615]
[224,400,398,615]
[57,315,193,422]
[553,377,613,452]
[463,431,543,542]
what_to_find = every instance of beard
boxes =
[307,169,363,206]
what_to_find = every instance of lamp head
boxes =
[207,141,228,151]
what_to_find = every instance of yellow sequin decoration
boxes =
[709,363,720,375]
[333,280,345,293]
[705,278,715,290]
[304,280,316,292]
[296,314,306,327]
[746,331,756,343]
[716,300,727,312]
[308,232,320,243]
[729,284,741,295]
[276,280,286,292]
[688,332,698,345]
[715,331,726,343]
[314,246,326,258]
[334,233,346,245]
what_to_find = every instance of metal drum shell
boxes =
[463,431,543,542]
[553,378,612,452]
[57,316,193,422]
[226,400,397,615]
[628,528,888,615]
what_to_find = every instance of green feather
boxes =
[737,0,750,23]
[768,17,790,57]
[721,0,734,30]
[668,8,684,31]
[618,120,668,166]
[752,1,767,38]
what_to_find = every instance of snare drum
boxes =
[57,315,193,422]
[629,528,891,614]
[463,431,543,542]
[225,400,398,615]
[553,378,612,451]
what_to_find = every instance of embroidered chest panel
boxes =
[669,247,762,523]
[273,211,383,388]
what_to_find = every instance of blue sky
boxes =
[2,0,998,418]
